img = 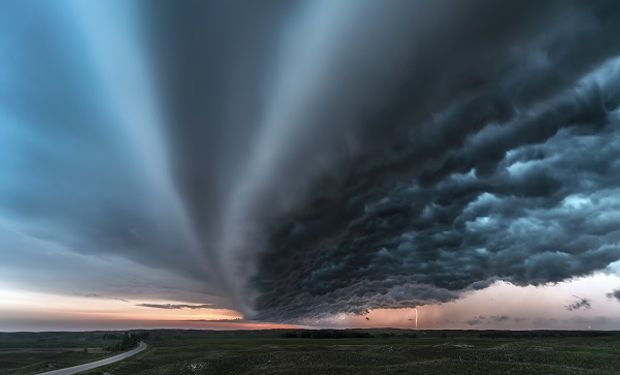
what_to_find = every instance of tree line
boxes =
[105,331,149,352]
[281,330,418,339]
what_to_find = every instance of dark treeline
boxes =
[281,330,417,339]
[105,331,149,352]
[282,330,372,339]
[102,333,121,340]
[279,329,620,340]
[478,330,619,339]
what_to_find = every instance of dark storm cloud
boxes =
[3,0,620,324]
[137,303,213,310]
[136,0,620,319]
[253,85,620,320]
[245,1,620,320]
[565,297,592,311]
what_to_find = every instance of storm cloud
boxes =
[248,1,620,320]
[1,0,620,323]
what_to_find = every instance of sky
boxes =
[1,0,620,331]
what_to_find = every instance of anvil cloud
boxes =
[1,0,620,326]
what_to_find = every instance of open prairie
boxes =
[2,330,619,375]
[0,332,116,375]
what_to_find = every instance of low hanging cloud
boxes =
[466,315,511,326]
[136,303,214,310]
[73,293,129,303]
[565,297,592,311]
[607,289,620,302]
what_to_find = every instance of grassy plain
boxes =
[1,330,619,375]
[0,332,117,375]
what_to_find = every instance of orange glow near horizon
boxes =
[0,288,299,331]
[1,289,238,320]
[2,272,620,331]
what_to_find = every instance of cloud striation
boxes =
[1,0,620,323]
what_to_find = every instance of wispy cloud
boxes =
[565,296,592,311]
[466,315,512,326]
[184,318,245,322]
[606,289,620,302]
[136,303,213,310]
[72,293,129,303]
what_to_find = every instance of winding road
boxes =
[35,341,147,375]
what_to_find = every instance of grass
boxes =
[0,332,122,375]
[1,330,619,375]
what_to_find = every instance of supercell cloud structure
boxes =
[1,0,620,322]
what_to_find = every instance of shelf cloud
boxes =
[1,0,620,324]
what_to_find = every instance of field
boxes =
[0,332,120,375]
[1,330,619,375]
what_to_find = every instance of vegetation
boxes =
[281,330,373,339]
[105,332,149,352]
[0,330,147,375]
[1,330,619,375]
[0,331,118,375]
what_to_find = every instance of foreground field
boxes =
[1,330,619,375]
[0,332,117,375]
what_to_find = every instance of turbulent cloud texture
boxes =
[249,1,620,320]
[1,0,620,323]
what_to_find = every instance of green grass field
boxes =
[1,330,619,375]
